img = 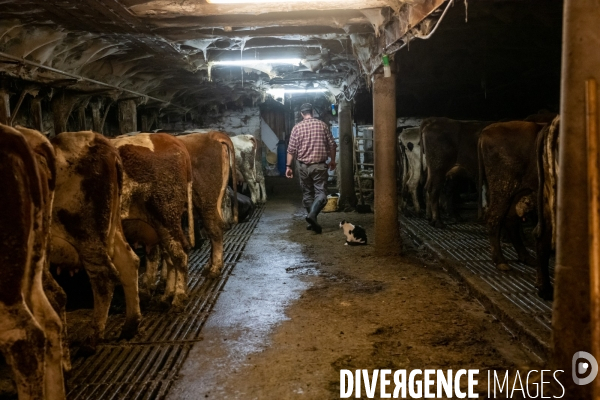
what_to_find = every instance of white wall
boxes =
[204,107,261,138]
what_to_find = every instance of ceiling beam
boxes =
[351,0,448,75]
[143,10,371,30]
[126,0,401,17]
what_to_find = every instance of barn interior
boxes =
[2,0,599,399]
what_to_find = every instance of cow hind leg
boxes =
[42,270,70,373]
[505,212,537,267]
[535,225,554,301]
[259,180,267,204]
[200,209,224,279]
[159,236,189,310]
[410,188,420,215]
[141,245,161,305]
[246,177,260,204]
[82,265,116,354]
[427,173,445,229]
[0,304,47,400]
[486,197,512,271]
[112,230,142,340]
[30,278,67,399]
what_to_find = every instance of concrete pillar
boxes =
[338,99,357,210]
[0,90,10,125]
[76,98,90,131]
[30,97,43,132]
[91,100,103,133]
[51,92,79,136]
[141,114,149,132]
[118,99,137,134]
[552,1,600,398]
[373,67,401,255]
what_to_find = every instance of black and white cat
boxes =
[339,220,368,246]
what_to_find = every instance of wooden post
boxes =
[76,98,90,131]
[141,114,149,132]
[553,1,600,397]
[118,99,137,134]
[587,78,600,400]
[30,97,43,132]
[91,99,103,133]
[373,65,401,255]
[0,89,11,125]
[338,99,357,210]
[51,92,79,136]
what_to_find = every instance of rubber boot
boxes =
[306,196,327,234]
[305,207,313,230]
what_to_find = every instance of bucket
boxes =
[322,195,339,213]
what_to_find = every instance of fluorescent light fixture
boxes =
[208,0,291,3]
[267,88,327,96]
[211,58,301,66]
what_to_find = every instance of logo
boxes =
[572,351,598,385]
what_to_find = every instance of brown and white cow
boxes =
[398,127,423,214]
[478,117,559,300]
[421,117,494,228]
[49,131,142,350]
[231,134,266,204]
[0,124,67,400]
[178,131,237,278]
[113,133,194,309]
[534,116,560,300]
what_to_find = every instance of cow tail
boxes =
[109,145,124,256]
[251,136,258,182]
[228,141,239,224]
[419,121,430,201]
[533,126,547,240]
[548,117,560,247]
[477,136,485,221]
[182,146,195,249]
[115,150,124,197]
[187,180,195,248]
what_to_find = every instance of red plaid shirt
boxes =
[288,118,336,164]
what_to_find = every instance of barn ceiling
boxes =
[0,0,448,113]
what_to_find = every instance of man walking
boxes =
[286,103,337,233]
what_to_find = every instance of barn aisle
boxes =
[166,179,540,399]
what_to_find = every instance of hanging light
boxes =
[267,88,327,95]
[208,0,304,3]
[211,58,302,66]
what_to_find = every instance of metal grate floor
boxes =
[66,206,265,400]
[402,217,554,333]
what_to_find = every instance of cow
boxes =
[0,124,67,400]
[421,117,494,228]
[398,127,423,214]
[478,116,559,300]
[178,131,237,278]
[112,133,194,310]
[524,111,558,123]
[230,134,267,204]
[48,131,142,351]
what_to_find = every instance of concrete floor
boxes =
[167,179,542,399]
[168,187,311,399]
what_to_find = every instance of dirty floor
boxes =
[167,180,542,400]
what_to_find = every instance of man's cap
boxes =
[300,103,313,112]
